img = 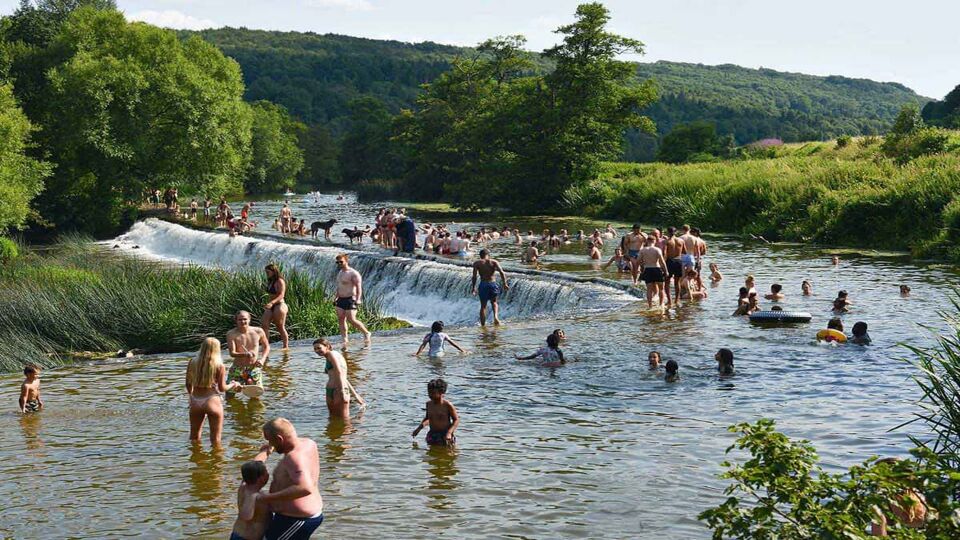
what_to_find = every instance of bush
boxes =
[836,134,852,148]
[0,237,18,264]
[882,127,950,164]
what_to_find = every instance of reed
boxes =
[0,239,400,371]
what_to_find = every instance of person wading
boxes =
[471,249,509,326]
[333,254,372,346]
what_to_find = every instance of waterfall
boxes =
[113,219,637,325]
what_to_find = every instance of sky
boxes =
[1,0,956,98]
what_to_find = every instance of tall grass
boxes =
[570,151,960,261]
[0,238,399,371]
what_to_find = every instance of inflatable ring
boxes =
[816,329,847,343]
[749,311,813,324]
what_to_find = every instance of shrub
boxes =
[882,127,950,164]
[0,237,18,264]
[835,134,852,148]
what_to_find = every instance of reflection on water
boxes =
[423,444,460,509]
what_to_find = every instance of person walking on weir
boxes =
[471,249,509,326]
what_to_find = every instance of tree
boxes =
[339,96,398,184]
[4,0,116,47]
[921,84,960,129]
[246,100,304,194]
[656,121,732,163]
[0,83,49,231]
[882,104,948,165]
[297,123,340,188]
[888,103,924,137]
[24,7,251,235]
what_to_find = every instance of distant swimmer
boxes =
[254,418,325,539]
[664,360,680,382]
[605,224,618,237]
[716,348,735,376]
[523,241,540,266]
[515,333,566,366]
[648,351,661,369]
[411,378,460,446]
[334,254,372,346]
[19,365,42,413]
[231,461,271,540]
[279,203,292,234]
[899,284,911,297]
[314,338,365,418]
[733,287,750,316]
[471,249,509,326]
[415,321,467,357]
[262,264,289,350]
[764,283,784,301]
[709,262,723,282]
[226,311,270,395]
[186,338,239,446]
[744,274,757,296]
[587,241,601,260]
[802,280,813,296]
[602,247,630,274]
[680,268,708,300]
[850,321,872,345]
[833,290,851,313]
[832,255,840,266]
[638,235,668,308]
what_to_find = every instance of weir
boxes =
[114,219,638,325]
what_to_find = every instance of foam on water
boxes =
[113,219,638,325]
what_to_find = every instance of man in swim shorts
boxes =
[334,254,372,345]
[663,226,686,306]
[471,249,509,326]
[638,236,668,309]
[255,418,325,539]
[226,310,270,393]
[679,225,697,270]
[624,225,646,286]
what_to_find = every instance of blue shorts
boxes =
[265,512,324,540]
[478,281,500,303]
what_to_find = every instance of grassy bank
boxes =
[566,136,960,261]
[0,239,403,372]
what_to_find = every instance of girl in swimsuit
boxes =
[186,337,240,446]
[314,338,365,418]
[261,264,289,349]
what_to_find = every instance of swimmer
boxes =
[314,338,365,418]
[744,274,757,295]
[833,290,851,313]
[764,283,785,301]
[638,235,668,308]
[680,268,708,300]
[523,241,540,265]
[802,280,813,296]
[648,351,661,369]
[709,262,723,282]
[262,264,289,349]
[827,317,845,333]
[411,378,459,446]
[605,223,618,237]
[226,311,270,395]
[832,255,840,266]
[716,348,735,376]
[900,284,911,297]
[471,249,509,326]
[665,360,680,382]
[850,321,871,345]
[415,321,467,357]
[515,333,566,365]
[587,241,601,260]
[601,247,630,274]
[334,254,372,345]
[19,365,42,413]
[231,461,271,540]
[733,287,751,316]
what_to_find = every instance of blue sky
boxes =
[1,0,956,98]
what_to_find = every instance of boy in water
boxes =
[412,379,460,446]
[19,365,43,413]
[764,283,784,301]
[415,321,467,357]
[708,262,723,282]
[833,290,851,312]
[716,348,735,376]
[664,360,680,382]
[230,461,271,540]
[850,321,872,345]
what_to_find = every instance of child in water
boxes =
[833,290,851,312]
[900,284,911,297]
[665,360,680,382]
[648,351,661,369]
[230,461,272,540]
[764,283,784,301]
[716,348,735,376]
[515,333,566,366]
[709,262,723,282]
[412,378,459,446]
[802,280,813,296]
[415,321,466,357]
[850,321,872,345]
[19,365,42,413]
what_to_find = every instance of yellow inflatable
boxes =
[817,329,847,343]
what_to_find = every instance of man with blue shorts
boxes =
[471,249,509,326]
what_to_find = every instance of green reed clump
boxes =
[0,240,396,371]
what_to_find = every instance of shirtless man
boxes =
[334,254,371,345]
[471,249,509,326]
[691,227,708,272]
[623,225,647,286]
[663,227,686,306]
[255,418,324,540]
[280,204,293,234]
[524,241,540,266]
[638,236,668,308]
[679,225,698,270]
[226,310,271,393]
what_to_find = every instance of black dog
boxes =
[342,226,370,244]
[310,219,337,240]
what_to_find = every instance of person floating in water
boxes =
[411,378,459,446]
[231,461,272,540]
[415,321,467,357]
[716,348,735,376]
[515,333,566,366]
[850,321,872,345]
[19,365,42,413]
[833,290,851,313]
[471,249,509,326]
[665,360,680,382]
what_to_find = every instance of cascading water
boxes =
[112,219,638,325]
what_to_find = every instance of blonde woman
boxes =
[185,337,239,445]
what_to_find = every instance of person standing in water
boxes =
[471,249,509,326]
[334,254,372,345]
[314,339,365,418]
[255,418,325,539]
[186,337,240,445]
[262,264,289,350]
[638,236,668,308]
[226,311,271,393]
[663,226,686,306]
[623,225,646,286]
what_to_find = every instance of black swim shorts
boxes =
[642,267,665,284]
[335,297,358,311]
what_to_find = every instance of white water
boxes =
[113,219,638,325]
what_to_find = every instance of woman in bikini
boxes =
[261,264,289,349]
[314,338,365,418]
[185,337,239,446]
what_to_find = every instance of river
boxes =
[1,192,955,538]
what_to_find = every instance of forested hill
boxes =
[184,27,928,152]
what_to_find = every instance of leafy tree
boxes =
[22,7,251,235]
[889,103,924,137]
[4,0,116,47]
[656,121,733,163]
[339,96,399,184]
[0,83,49,231]
[921,84,960,129]
[246,100,304,194]
[882,104,948,165]
[297,123,339,188]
